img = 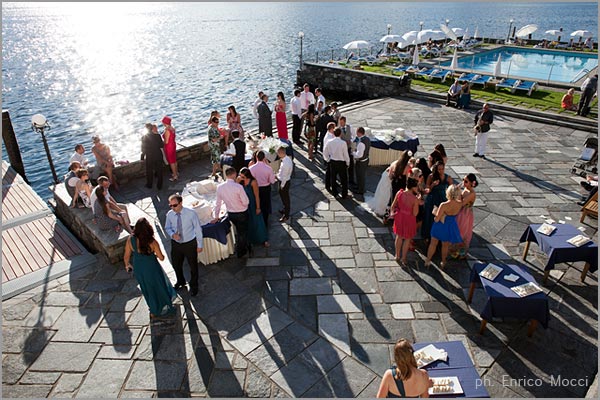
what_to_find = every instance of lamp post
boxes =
[31,114,58,184]
[507,19,514,42]
[445,19,450,26]
[298,31,304,69]
[387,24,392,35]
[419,21,424,31]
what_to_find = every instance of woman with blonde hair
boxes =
[376,338,432,398]
[424,184,463,269]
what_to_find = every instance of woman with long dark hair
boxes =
[421,161,453,240]
[275,92,289,140]
[226,105,244,138]
[93,186,132,233]
[238,167,269,247]
[123,217,177,319]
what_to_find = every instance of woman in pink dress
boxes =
[226,105,244,138]
[452,173,477,259]
[274,91,289,140]
[162,116,178,181]
[390,178,422,265]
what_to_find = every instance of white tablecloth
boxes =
[182,179,235,265]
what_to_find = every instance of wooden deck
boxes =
[2,161,95,295]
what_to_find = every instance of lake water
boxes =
[2,2,598,197]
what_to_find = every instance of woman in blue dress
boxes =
[424,185,463,269]
[238,167,269,247]
[421,161,453,240]
[123,217,177,319]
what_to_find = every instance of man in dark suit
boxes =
[141,123,165,190]
[230,130,246,173]
[316,105,335,153]
[257,94,273,137]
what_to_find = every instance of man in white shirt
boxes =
[323,128,351,199]
[446,79,461,107]
[290,89,303,145]
[70,144,96,178]
[322,122,336,192]
[299,83,315,114]
[276,146,293,222]
[252,91,264,120]
[213,167,251,258]
[315,88,325,109]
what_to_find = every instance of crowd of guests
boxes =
[369,142,478,267]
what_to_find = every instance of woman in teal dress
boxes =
[238,167,270,247]
[123,217,177,318]
[421,161,453,240]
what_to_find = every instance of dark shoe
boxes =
[480,155,486,159]
[278,209,285,214]
[341,194,353,199]
[577,200,587,206]
[472,153,480,157]
[580,181,593,191]
[174,282,186,290]
[190,288,198,296]
[279,216,289,223]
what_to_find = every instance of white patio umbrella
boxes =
[412,46,420,66]
[402,30,419,44]
[440,24,457,40]
[429,30,446,40]
[452,27,465,37]
[515,24,538,38]
[380,34,403,43]
[494,54,502,78]
[570,30,593,38]
[343,40,371,50]
[463,28,471,41]
[417,29,436,44]
[474,26,479,39]
[545,29,562,37]
[450,48,458,71]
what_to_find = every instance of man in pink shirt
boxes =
[249,150,276,227]
[212,167,251,258]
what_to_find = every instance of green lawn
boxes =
[358,64,597,117]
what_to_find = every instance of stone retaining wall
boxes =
[296,62,410,99]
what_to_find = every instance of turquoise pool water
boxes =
[441,47,598,83]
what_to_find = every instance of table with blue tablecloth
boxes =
[468,262,550,336]
[519,223,598,283]
[414,340,489,398]
[364,128,420,166]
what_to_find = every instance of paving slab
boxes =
[290,277,333,296]
[302,356,377,397]
[227,307,295,355]
[77,359,133,397]
[30,342,100,372]
[319,313,351,355]
[317,294,362,313]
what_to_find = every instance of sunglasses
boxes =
[169,203,180,208]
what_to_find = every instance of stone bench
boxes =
[50,184,151,264]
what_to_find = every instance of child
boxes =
[390,177,423,265]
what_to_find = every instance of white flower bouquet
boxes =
[258,137,289,162]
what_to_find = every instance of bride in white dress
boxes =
[366,168,392,216]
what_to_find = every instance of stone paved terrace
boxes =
[2,97,598,398]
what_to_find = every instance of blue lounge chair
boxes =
[469,75,493,87]
[393,64,412,72]
[495,78,519,92]
[427,69,452,82]
[414,68,435,78]
[513,80,538,96]
[458,73,479,82]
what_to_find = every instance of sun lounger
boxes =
[458,73,479,82]
[414,68,435,78]
[469,74,492,87]
[495,78,519,91]
[426,69,452,82]
[513,80,538,96]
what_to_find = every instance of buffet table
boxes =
[181,179,236,265]
[364,128,420,166]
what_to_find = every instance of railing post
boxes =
[316,52,319,63]
[547,63,555,85]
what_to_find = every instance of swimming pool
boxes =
[441,47,598,84]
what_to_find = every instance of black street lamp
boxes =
[419,21,424,31]
[387,24,392,35]
[298,31,304,69]
[32,114,59,184]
